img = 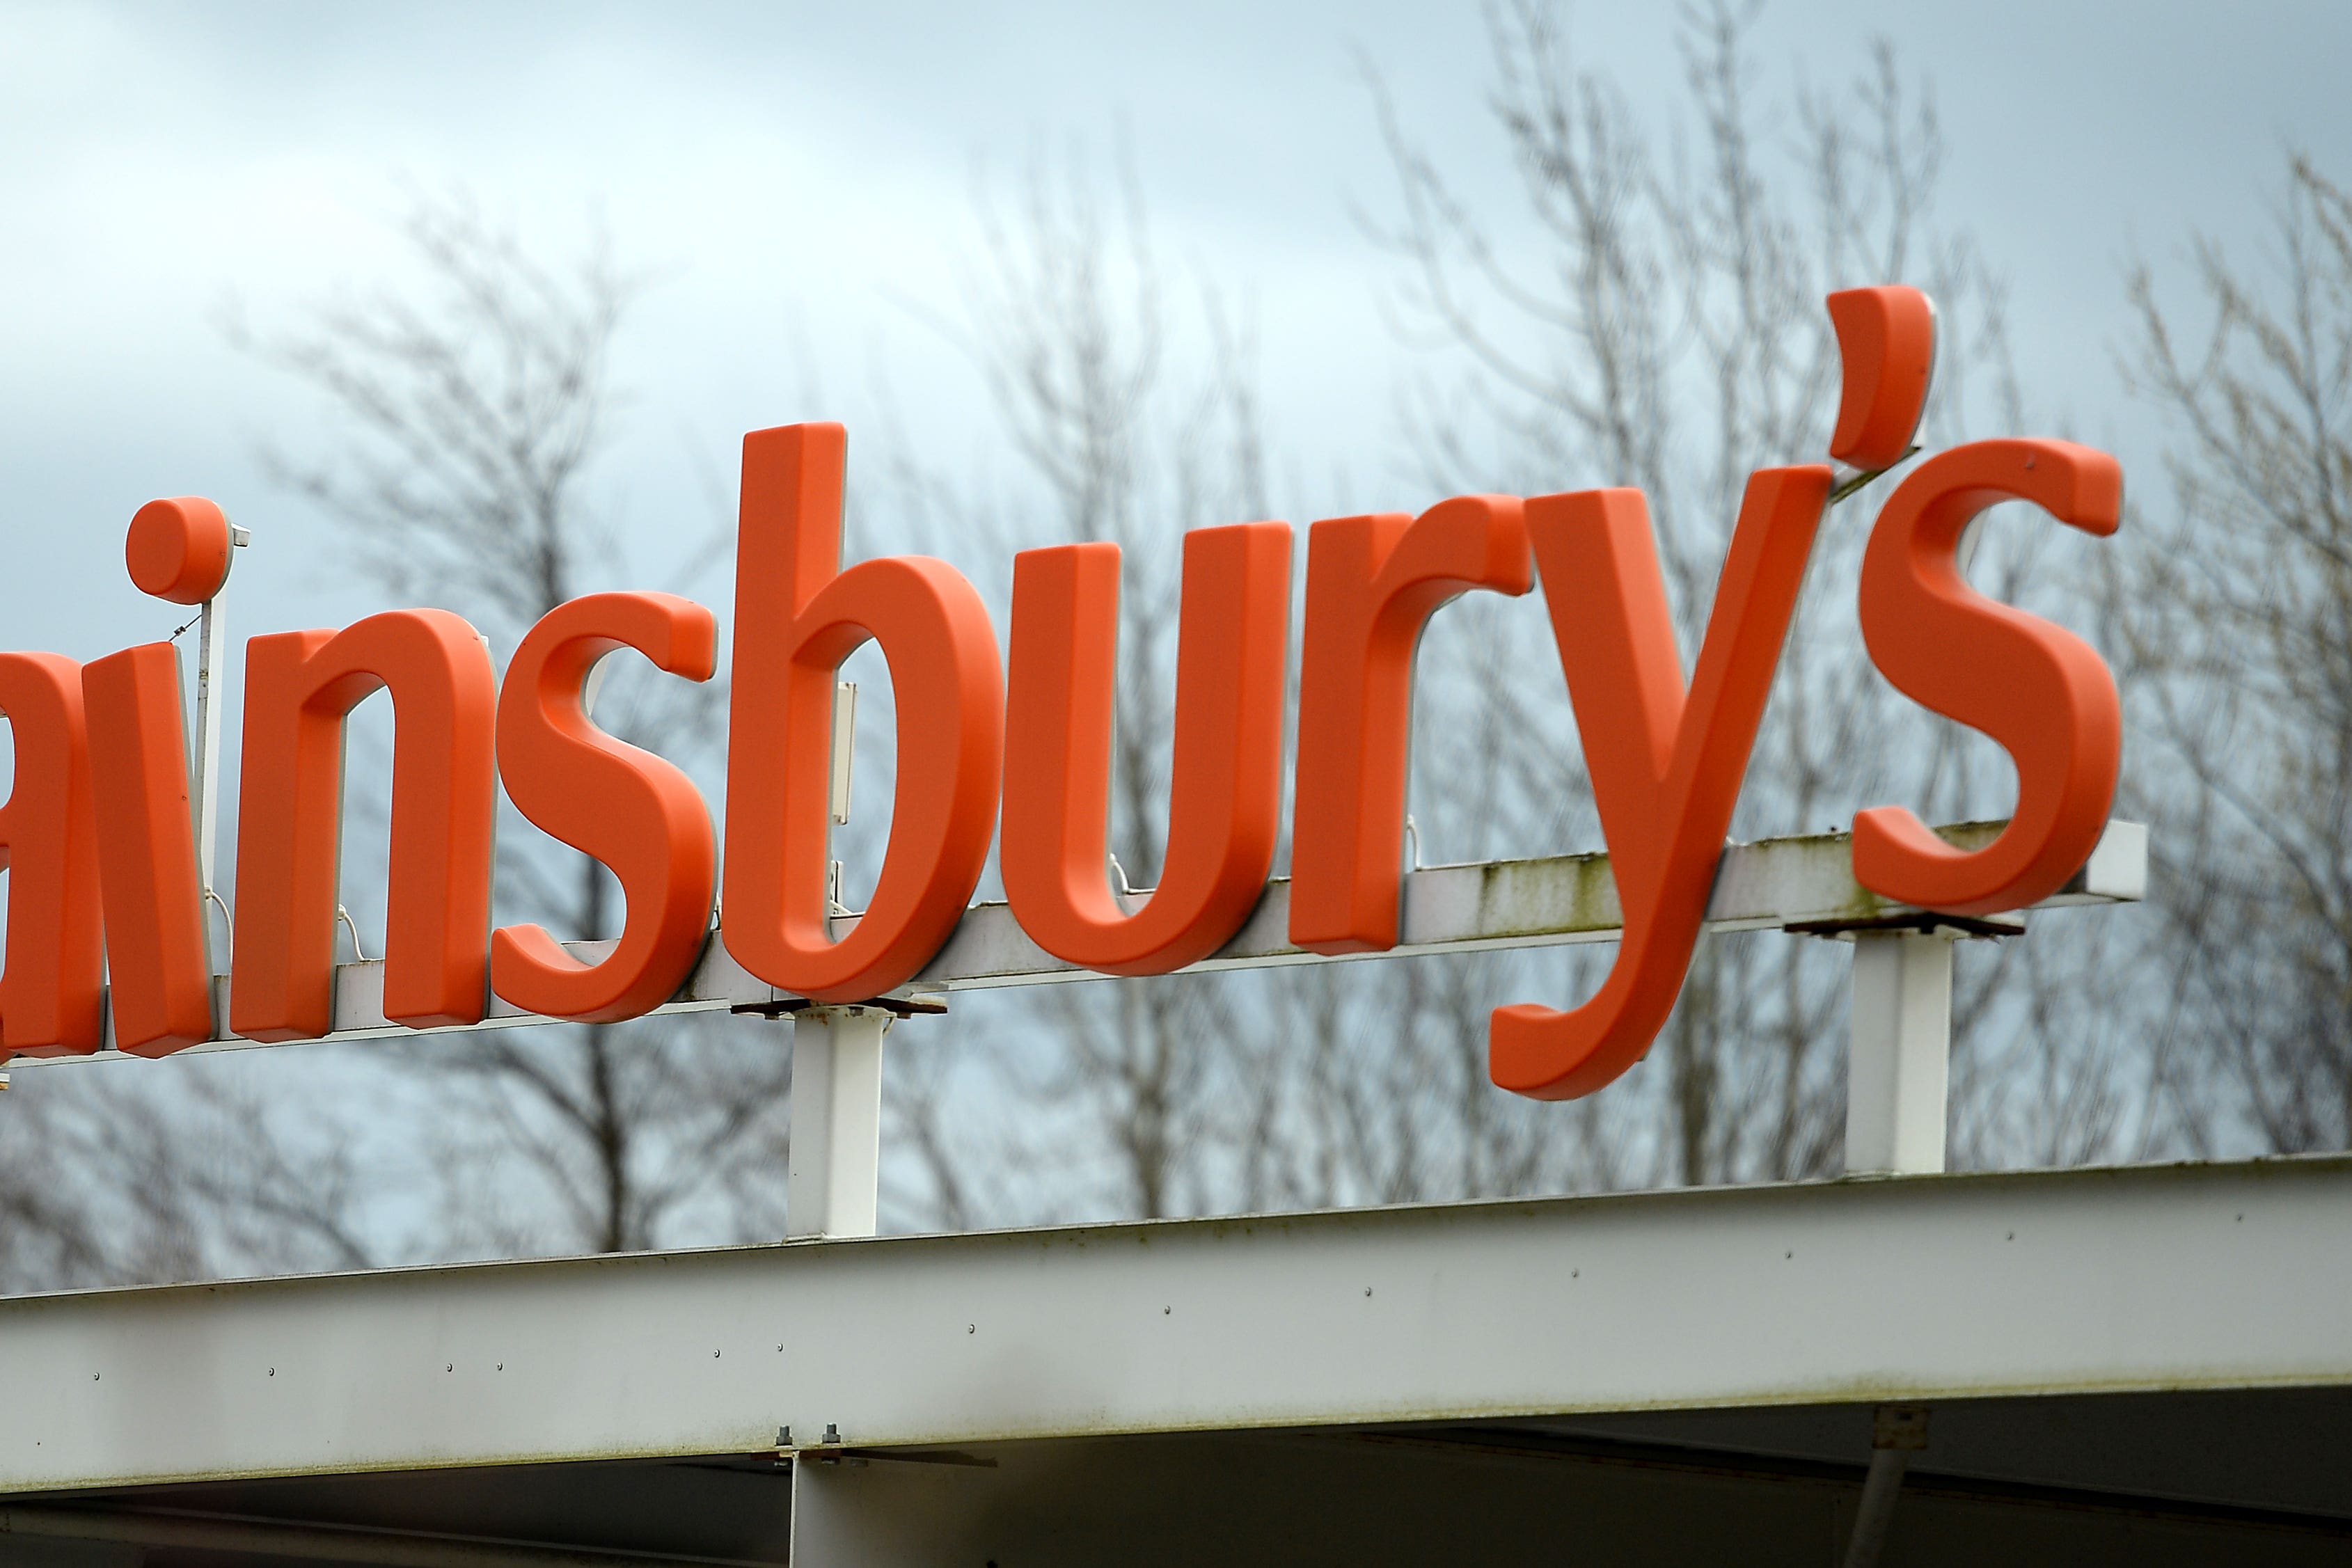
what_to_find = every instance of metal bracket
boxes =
[731,992,947,1022]
[1797,827,2148,1178]
[1787,910,2022,941]
[1828,445,1920,505]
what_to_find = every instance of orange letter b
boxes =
[722,424,1003,1003]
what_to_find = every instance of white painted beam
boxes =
[1,1153,2344,1493]
[10,819,2147,1065]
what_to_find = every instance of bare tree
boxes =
[0,1052,389,1292]
[877,150,1272,1224]
[876,3,2152,1228]
[1,17,2227,1291]
[1348,0,2152,1187]
[2108,153,2352,1155]
[241,193,793,1256]
[0,1075,123,1290]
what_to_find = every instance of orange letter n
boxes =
[230,610,497,1040]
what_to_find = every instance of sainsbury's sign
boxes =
[0,287,2121,1101]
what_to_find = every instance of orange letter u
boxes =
[1002,523,1291,976]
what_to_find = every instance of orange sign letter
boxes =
[1852,438,2123,914]
[491,592,719,1023]
[82,643,214,1055]
[1289,496,1530,953]
[1491,468,1832,1100]
[230,611,498,1040]
[1002,523,1291,975]
[0,654,104,1055]
[723,423,1003,1003]
[1826,287,1937,473]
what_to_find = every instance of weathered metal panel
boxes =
[0,1152,2342,1494]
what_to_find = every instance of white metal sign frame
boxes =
[8,818,2148,1235]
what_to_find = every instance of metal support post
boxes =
[1841,1404,1929,1568]
[787,1006,888,1239]
[192,591,229,968]
[189,523,247,973]
[1844,928,1956,1175]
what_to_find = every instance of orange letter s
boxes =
[1852,438,2123,916]
[491,592,718,1023]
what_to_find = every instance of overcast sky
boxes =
[1,2,2344,1227]
[0,0,2343,696]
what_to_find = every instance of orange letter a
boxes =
[0,653,105,1056]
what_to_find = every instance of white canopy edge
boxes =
[0,1148,2337,1494]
